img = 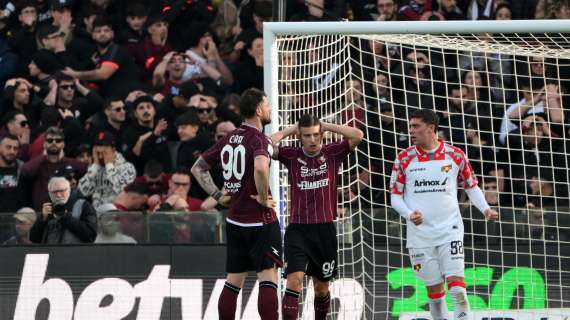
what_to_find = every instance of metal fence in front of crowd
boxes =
[1,206,569,246]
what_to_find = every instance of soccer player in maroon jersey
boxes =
[191,88,282,320]
[271,114,363,320]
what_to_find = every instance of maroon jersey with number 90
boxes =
[201,123,277,224]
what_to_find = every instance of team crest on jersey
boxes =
[441,164,452,173]
[318,155,326,163]
[413,264,422,272]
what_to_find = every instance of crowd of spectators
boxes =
[0,0,567,244]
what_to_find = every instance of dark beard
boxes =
[97,40,113,50]
[46,148,60,156]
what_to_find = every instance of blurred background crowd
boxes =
[0,0,567,245]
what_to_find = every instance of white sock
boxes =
[428,291,448,320]
[448,283,471,320]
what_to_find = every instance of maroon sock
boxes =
[258,281,278,320]
[282,288,300,320]
[314,292,331,320]
[218,282,240,320]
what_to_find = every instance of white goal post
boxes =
[264,20,570,320]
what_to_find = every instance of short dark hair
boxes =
[45,126,64,139]
[0,133,19,144]
[144,159,163,178]
[1,110,24,126]
[55,72,74,84]
[175,110,201,127]
[103,97,123,110]
[124,182,150,195]
[297,114,321,131]
[239,88,266,118]
[172,167,191,179]
[92,14,113,31]
[36,23,60,41]
[410,109,439,133]
[126,2,148,17]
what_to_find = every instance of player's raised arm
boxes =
[320,122,364,149]
[270,125,298,159]
[191,156,223,201]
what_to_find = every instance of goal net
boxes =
[265,21,570,320]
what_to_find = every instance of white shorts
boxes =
[409,240,465,286]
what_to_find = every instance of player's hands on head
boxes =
[250,195,276,209]
[484,208,499,221]
[409,210,423,225]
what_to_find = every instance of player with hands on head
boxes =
[191,88,282,320]
[390,109,498,320]
[271,115,363,320]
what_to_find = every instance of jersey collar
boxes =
[301,147,322,158]
[414,140,445,161]
[242,122,261,132]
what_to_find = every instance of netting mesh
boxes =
[273,31,570,319]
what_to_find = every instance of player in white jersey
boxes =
[390,109,498,320]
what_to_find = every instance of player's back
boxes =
[205,123,276,225]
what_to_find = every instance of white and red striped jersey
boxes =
[390,141,478,248]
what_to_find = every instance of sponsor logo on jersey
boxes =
[410,167,426,172]
[300,163,328,177]
[297,178,329,190]
[441,164,452,173]
[413,178,447,187]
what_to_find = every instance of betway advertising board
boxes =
[0,245,568,319]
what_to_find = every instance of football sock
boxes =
[282,288,300,320]
[428,290,449,320]
[218,282,240,320]
[448,281,471,320]
[314,291,331,320]
[258,281,278,320]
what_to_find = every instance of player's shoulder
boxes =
[396,146,418,161]
[443,142,467,159]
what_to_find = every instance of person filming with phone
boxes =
[30,176,97,244]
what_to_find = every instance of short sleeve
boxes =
[323,140,351,161]
[201,138,225,168]
[277,146,297,164]
[458,153,478,189]
[252,134,271,159]
[389,155,406,195]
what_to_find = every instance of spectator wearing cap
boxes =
[121,95,171,174]
[21,126,87,210]
[78,131,136,209]
[6,1,36,77]
[62,15,140,99]
[1,111,31,160]
[48,0,74,41]
[54,162,80,196]
[169,110,210,173]
[183,24,231,87]
[75,143,92,166]
[0,134,27,212]
[3,207,36,245]
[133,13,173,82]
[35,23,81,70]
[97,182,150,242]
